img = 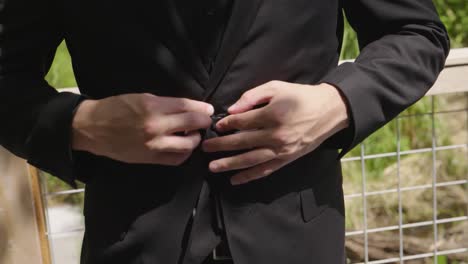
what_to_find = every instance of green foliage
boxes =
[340,15,359,60]
[45,42,77,88]
[339,0,466,179]
[43,172,85,206]
[437,255,448,264]
[341,0,468,59]
[344,96,452,181]
[434,0,468,48]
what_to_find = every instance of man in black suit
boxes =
[0,0,449,263]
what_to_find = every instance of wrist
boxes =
[71,99,98,152]
[318,83,350,130]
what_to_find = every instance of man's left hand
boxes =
[202,81,349,185]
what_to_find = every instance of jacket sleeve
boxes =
[320,0,450,158]
[0,0,87,187]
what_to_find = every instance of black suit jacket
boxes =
[0,0,449,263]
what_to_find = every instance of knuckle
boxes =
[225,116,239,128]
[191,133,202,144]
[140,93,158,112]
[185,113,206,127]
[141,92,156,99]
[270,147,283,158]
[142,117,167,139]
[176,98,195,112]
[241,91,254,103]
[280,146,295,157]
[196,113,212,127]
[268,107,286,123]
[202,115,213,127]
[271,129,290,145]
[267,80,282,89]
[244,156,258,166]
[178,143,195,153]
[144,140,157,151]
[156,140,172,152]
[231,138,243,149]
[192,141,202,151]
[236,175,249,183]
[142,119,161,136]
[184,112,199,125]
[269,106,283,117]
[218,161,229,170]
[214,160,227,170]
[265,149,278,159]
[261,168,274,177]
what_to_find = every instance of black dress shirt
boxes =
[176,0,234,73]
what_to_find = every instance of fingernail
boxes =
[228,104,238,112]
[210,162,219,172]
[206,104,215,115]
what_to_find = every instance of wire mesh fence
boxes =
[341,93,467,263]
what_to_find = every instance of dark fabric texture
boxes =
[175,0,233,73]
[0,0,449,263]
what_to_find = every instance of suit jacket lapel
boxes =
[166,0,210,88]
[203,0,263,101]
[139,0,209,91]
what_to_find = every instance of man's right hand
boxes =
[71,93,214,166]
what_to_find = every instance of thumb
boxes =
[228,81,278,114]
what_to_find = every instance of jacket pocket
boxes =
[299,188,328,223]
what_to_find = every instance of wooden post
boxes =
[29,166,52,264]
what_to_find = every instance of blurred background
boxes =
[0,1,467,263]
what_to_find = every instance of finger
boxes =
[228,81,281,114]
[216,108,268,132]
[150,152,191,166]
[164,112,212,133]
[209,148,277,173]
[230,158,288,185]
[146,131,201,153]
[202,129,269,152]
[159,96,215,115]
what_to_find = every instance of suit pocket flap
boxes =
[300,188,328,223]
